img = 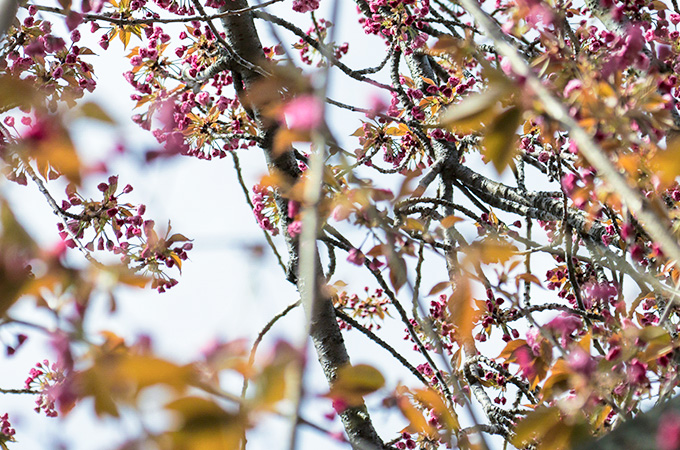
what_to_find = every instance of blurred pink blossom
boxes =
[282,95,323,130]
[657,412,680,450]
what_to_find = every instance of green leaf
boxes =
[483,105,522,173]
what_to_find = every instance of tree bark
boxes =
[217,2,385,448]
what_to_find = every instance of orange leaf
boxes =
[397,395,437,437]
[440,215,464,229]
[326,364,385,406]
[483,105,522,173]
[412,388,460,432]
[446,276,479,347]
[498,339,528,360]
[165,397,246,450]
[428,281,451,296]
[512,406,562,449]
[515,273,543,289]
[466,238,518,265]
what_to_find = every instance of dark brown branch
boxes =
[216,1,385,447]
[334,308,430,387]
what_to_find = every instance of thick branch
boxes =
[216,1,384,448]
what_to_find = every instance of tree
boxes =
[1,0,680,448]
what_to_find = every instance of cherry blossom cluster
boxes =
[58,177,192,292]
[252,183,281,236]
[399,295,456,354]
[292,0,320,13]
[358,0,431,52]
[393,432,417,449]
[25,360,65,418]
[544,257,620,311]
[479,294,520,343]
[2,7,96,108]
[334,287,390,331]
[0,414,15,442]
[123,22,258,159]
[293,19,349,66]
[153,0,196,15]
[355,121,430,171]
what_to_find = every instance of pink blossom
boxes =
[518,0,554,29]
[366,94,387,118]
[583,281,618,306]
[332,204,351,221]
[47,376,77,415]
[49,331,73,372]
[292,0,320,13]
[287,220,302,237]
[605,346,621,361]
[282,95,323,130]
[525,327,542,356]
[621,26,644,64]
[620,222,634,240]
[332,399,348,413]
[500,57,513,76]
[567,348,596,376]
[216,96,230,111]
[563,79,582,97]
[545,313,582,346]
[515,346,537,380]
[347,248,365,266]
[657,44,672,61]
[561,173,578,195]
[627,358,648,385]
[196,91,211,106]
[65,11,83,31]
[24,40,46,58]
[287,200,300,218]
[657,412,680,450]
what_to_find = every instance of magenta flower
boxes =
[292,0,320,13]
[657,412,680,450]
[366,94,387,119]
[567,348,596,376]
[563,79,583,97]
[287,220,302,237]
[287,200,300,219]
[525,327,542,356]
[561,172,578,196]
[545,313,582,346]
[515,346,537,380]
[627,358,649,386]
[282,95,323,130]
[346,248,365,266]
[583,281,618,307]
